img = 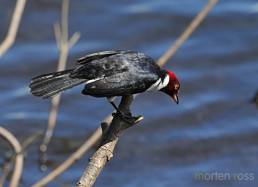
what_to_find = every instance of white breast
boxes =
[147,74,169,92]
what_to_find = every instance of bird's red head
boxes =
[161,70,180,104]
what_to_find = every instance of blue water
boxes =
[0,0,258,186]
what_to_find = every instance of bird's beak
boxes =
[172,93,179,104]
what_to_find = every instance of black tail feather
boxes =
[30,69,86,98]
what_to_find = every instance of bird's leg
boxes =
[107,97,131,118]
[107,97,137,124]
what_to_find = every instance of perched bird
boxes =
[30,50,180,119]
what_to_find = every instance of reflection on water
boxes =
[0,0,258,186]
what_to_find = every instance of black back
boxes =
[71,50,165,97]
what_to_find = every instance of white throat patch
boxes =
[147,74,169,92]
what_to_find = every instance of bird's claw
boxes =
[113,111,143,125]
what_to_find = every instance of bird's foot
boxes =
[113,111,143,125]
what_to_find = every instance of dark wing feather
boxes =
[79,52,162,97]
[77,50,130,64]
[82,71,158,97]
[71,51,134,80]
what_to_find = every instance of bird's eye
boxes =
[174,84,180,90]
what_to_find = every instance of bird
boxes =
[29,50,180,121]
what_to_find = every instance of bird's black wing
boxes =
[71,51,163,97]
[77,50,129,64]
[82,69,160,97]
[71,50,158,80]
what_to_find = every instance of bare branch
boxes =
[21,131,42,151]
[77,96,143,187]
[69,32,81,49]
[61,0,69,44]
[157,0,219,66]
[0,0,27,57]
[0,127,24,187]
[53,23,61,51]
[39,0,80,169]
[0,131,41,186]
[32,128,102,187]
[32,116,112,187]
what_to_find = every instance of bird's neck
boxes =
[147,73,169,92]
[159,73,170,90]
